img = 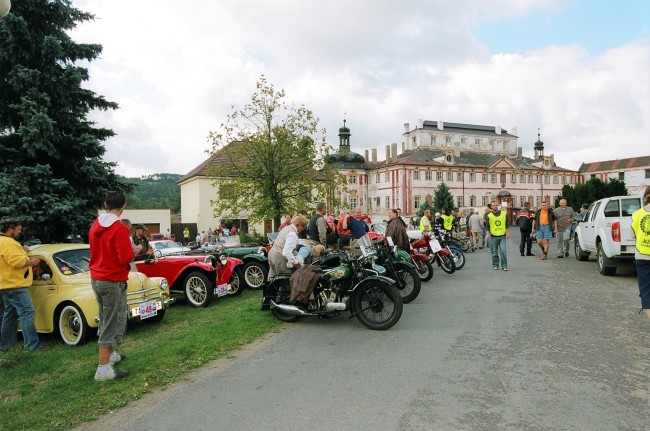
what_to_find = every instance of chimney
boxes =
[391,143,398,163]
[437,120,443,130]
[517,147,522,158]
[417,118,424,128]
[364,150,369,161]
[385,145,390,164]
[454,142,461,157]
[495,126,501,135]
[404,123,410,133]
[371,149,377,163]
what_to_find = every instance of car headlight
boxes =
[220,255,228,265]
[256,247,264,255]
[159,278,169,290]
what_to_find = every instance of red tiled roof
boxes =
[579,155,650,173]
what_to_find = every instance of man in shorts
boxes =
[532,202,558,260]
[89,191,135,380]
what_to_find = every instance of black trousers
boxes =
[520,229,532,254]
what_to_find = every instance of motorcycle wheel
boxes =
[438,254,456,274]
[412,258,434,282]
[392,262,421,303]
[352,280,403,330]
[448,246,465,270]
[270,278,301,323]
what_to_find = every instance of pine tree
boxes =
[433,183,457,213]
[0,0,129,242]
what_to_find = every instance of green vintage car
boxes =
[218,245,268,290]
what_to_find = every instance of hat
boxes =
[312,244,326,257]
[135,224,147,231]
[435,212,441,217]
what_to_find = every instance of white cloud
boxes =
[70,0,649,177]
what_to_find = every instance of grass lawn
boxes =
[0,289,283,431]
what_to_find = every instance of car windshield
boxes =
[155,241,181,250]
[53,249,89,275]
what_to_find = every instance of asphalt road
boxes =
[77,231,649,431]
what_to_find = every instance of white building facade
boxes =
[579,156,650,196]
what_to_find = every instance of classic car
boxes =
[149,239,191,256]
[217,245,268,290]
[27,244,173,346]
[135,251,245,307]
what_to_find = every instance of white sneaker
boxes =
[94,366,129,381]
[109,352,126,366]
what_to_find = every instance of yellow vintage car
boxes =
[27,244,174,346]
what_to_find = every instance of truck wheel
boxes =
[574,237,589,261]
[597,243,616,276]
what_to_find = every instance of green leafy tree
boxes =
[432,183,457,213]
[207,76,334,227]
[124,173,182,211]
[0,0,129,242]
[557,177,628,209]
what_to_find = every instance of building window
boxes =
[619,171,625,181]
[447,172,453,181]
[491,173,497,183]
[520,196,526,207]
[375,173,380,183]
[544,175,550,184]
[375,197,381,207]
[475,138,481,147]
[349,197,357,209]
[457,196,464,207]
[457,172,463,182]
[503,141,507,150]
[348,175,357,184]
[520,174,526,183]
[425,171,432,181]
[384,172,390,182]
[385,196,390,209]
[461,137,467,147]
[445,136,451,147]
[511,174,516,183]
[411,136,416,148]
[469,172,476,182]
[590,174,596,179]
[500,173,506,183]
[482,173,488,183]
[431,135,436,145]
[571,176,576,184]
[536,196,542,207]
[536,175,540,183]
[553,175,558,184]
[413,170,420,180]
[529,174,534,183]
[414,196,421,209]
[482,196,490,206]
[646,169,650,179]
[436,171,443,181]
[470,195,476,206]
[561,176,567,184]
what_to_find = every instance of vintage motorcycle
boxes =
[410,229,456,274]
[261,237,403,330]
[437,229,466,270]
[371,239,421,303]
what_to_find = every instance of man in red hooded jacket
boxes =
[89,191,134,381]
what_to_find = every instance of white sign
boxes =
[138,300,158,319]
[215,283,229,297]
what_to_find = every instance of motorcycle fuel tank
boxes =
[324,265,351,281]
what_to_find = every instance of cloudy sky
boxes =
[71,0,650,178]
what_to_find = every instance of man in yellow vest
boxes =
[485,200,510,271]
[419,210,432,233]
[440,209,454,233]
[631,186,650,320]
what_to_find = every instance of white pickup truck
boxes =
[574,195,642,275]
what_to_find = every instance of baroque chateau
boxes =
[179,119,582,232]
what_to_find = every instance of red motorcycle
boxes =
[410,230,456,274]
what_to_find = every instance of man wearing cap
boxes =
[132,224,149,256]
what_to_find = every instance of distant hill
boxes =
[123,173,182,211]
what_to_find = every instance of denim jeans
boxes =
[1,288,41,351]
[490,235,508,269]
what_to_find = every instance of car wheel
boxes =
[184,271,213,307]
[243,261,268,290]
[228,267,246,296]
[58,304,90,346]
[574,237,589,261]
[597,243,616,276]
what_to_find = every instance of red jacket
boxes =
[89,214,134,282]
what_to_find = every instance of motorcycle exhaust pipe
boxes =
[270,301,318,316]
[323,302,346,312]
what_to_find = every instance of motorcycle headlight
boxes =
[159,278,169,291]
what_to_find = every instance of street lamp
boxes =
[0,0,10,18]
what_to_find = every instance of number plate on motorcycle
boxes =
[138,300,158,320]
[429,239,442,252]
[215,283,229,297]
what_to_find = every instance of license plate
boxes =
[137,300,158,319]
[214,283,229,297]
[429,239,442,252]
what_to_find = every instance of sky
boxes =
[70,0,650,178]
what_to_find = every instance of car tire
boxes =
[242,261,268,290]
[574,236,589,261]
[183,271,213,307]
[58,304,91,346]
[228,267,246,296]
[597,243,617,276]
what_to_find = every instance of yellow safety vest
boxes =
[419,216,430,233]
[487,211,507,236]
[441,214,453,231]
[632,208,650,255]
